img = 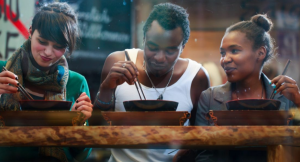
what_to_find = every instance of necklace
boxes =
[143,61,174,100]
[235,85,264,100]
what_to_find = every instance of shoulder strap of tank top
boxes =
[124,49,140,63]
[175,59,202,85]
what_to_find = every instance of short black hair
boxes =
[31,2,78,56]
[143,3,190,46]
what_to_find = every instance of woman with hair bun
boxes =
[196,14,300,125]
[174,14,300,162]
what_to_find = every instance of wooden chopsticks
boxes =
[124,51,146,100]
[2,67,34,100]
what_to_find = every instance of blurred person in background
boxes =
[94,3,210,162]
[263,60,279,80]
[202,61,224,86]
[0,2,92,162]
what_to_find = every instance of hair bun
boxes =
[250,14,273,32]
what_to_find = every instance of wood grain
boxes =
[1,126,300,148]
[268,145,300,162]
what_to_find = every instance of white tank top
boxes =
[110,48,202,162]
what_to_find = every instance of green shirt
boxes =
[0,60,92,162]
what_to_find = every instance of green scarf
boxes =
[0,39,69,111]
[0,40,71,161]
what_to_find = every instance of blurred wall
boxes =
[0,0,34,59]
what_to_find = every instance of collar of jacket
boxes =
[213,73,286,109]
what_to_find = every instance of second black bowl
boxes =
[123,100,178,111]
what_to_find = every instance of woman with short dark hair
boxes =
[0,2,93,162]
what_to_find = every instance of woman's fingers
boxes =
[76,92,91,103]
[0,80,18,94]
[71,100,93,121]
[72,93,93,120]
[0,75,19,87]
[76,104,93,121]
[275,83,297,95]
[0,71,18,79]
[76,100,93,110]
[272,76,300,105]
[0,88,17,94]
[272,75,296,89]
[0,71,19,94]
[79,92,86,97]
[80,110,92,121]
[76,103,93,112]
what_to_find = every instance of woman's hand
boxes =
[271,75,300,107]
[0,71,19,95]
[71,92,93,121]
[100,61,139,90]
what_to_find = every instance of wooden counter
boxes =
[1,126,300,162]
[0,126,300,147]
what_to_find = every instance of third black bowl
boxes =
[226,99,281,110]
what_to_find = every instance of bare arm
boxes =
[93,51,139,111]
[190,66,210,125]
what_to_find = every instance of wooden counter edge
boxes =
[0,126,300,148]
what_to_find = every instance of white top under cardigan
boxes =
[109,48,202,162]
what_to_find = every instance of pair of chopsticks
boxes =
[124,51,146,100]
[2,67,34,100]
[269,60,291,99]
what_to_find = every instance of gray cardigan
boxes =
[194,74,297,162]
[196,73,297,126]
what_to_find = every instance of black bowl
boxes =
[123,100,178,111]
[226,99,281,110]
[19,100,72,111]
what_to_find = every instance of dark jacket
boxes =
[193,73,297,162]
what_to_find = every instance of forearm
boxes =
[93,84,115,111]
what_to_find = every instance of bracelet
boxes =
[97,92,114,105]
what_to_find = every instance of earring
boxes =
[28,36,31,40]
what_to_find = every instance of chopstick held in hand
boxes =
[124,51,146,100]
[2,67,34,100]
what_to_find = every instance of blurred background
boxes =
[0,0,300,161]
